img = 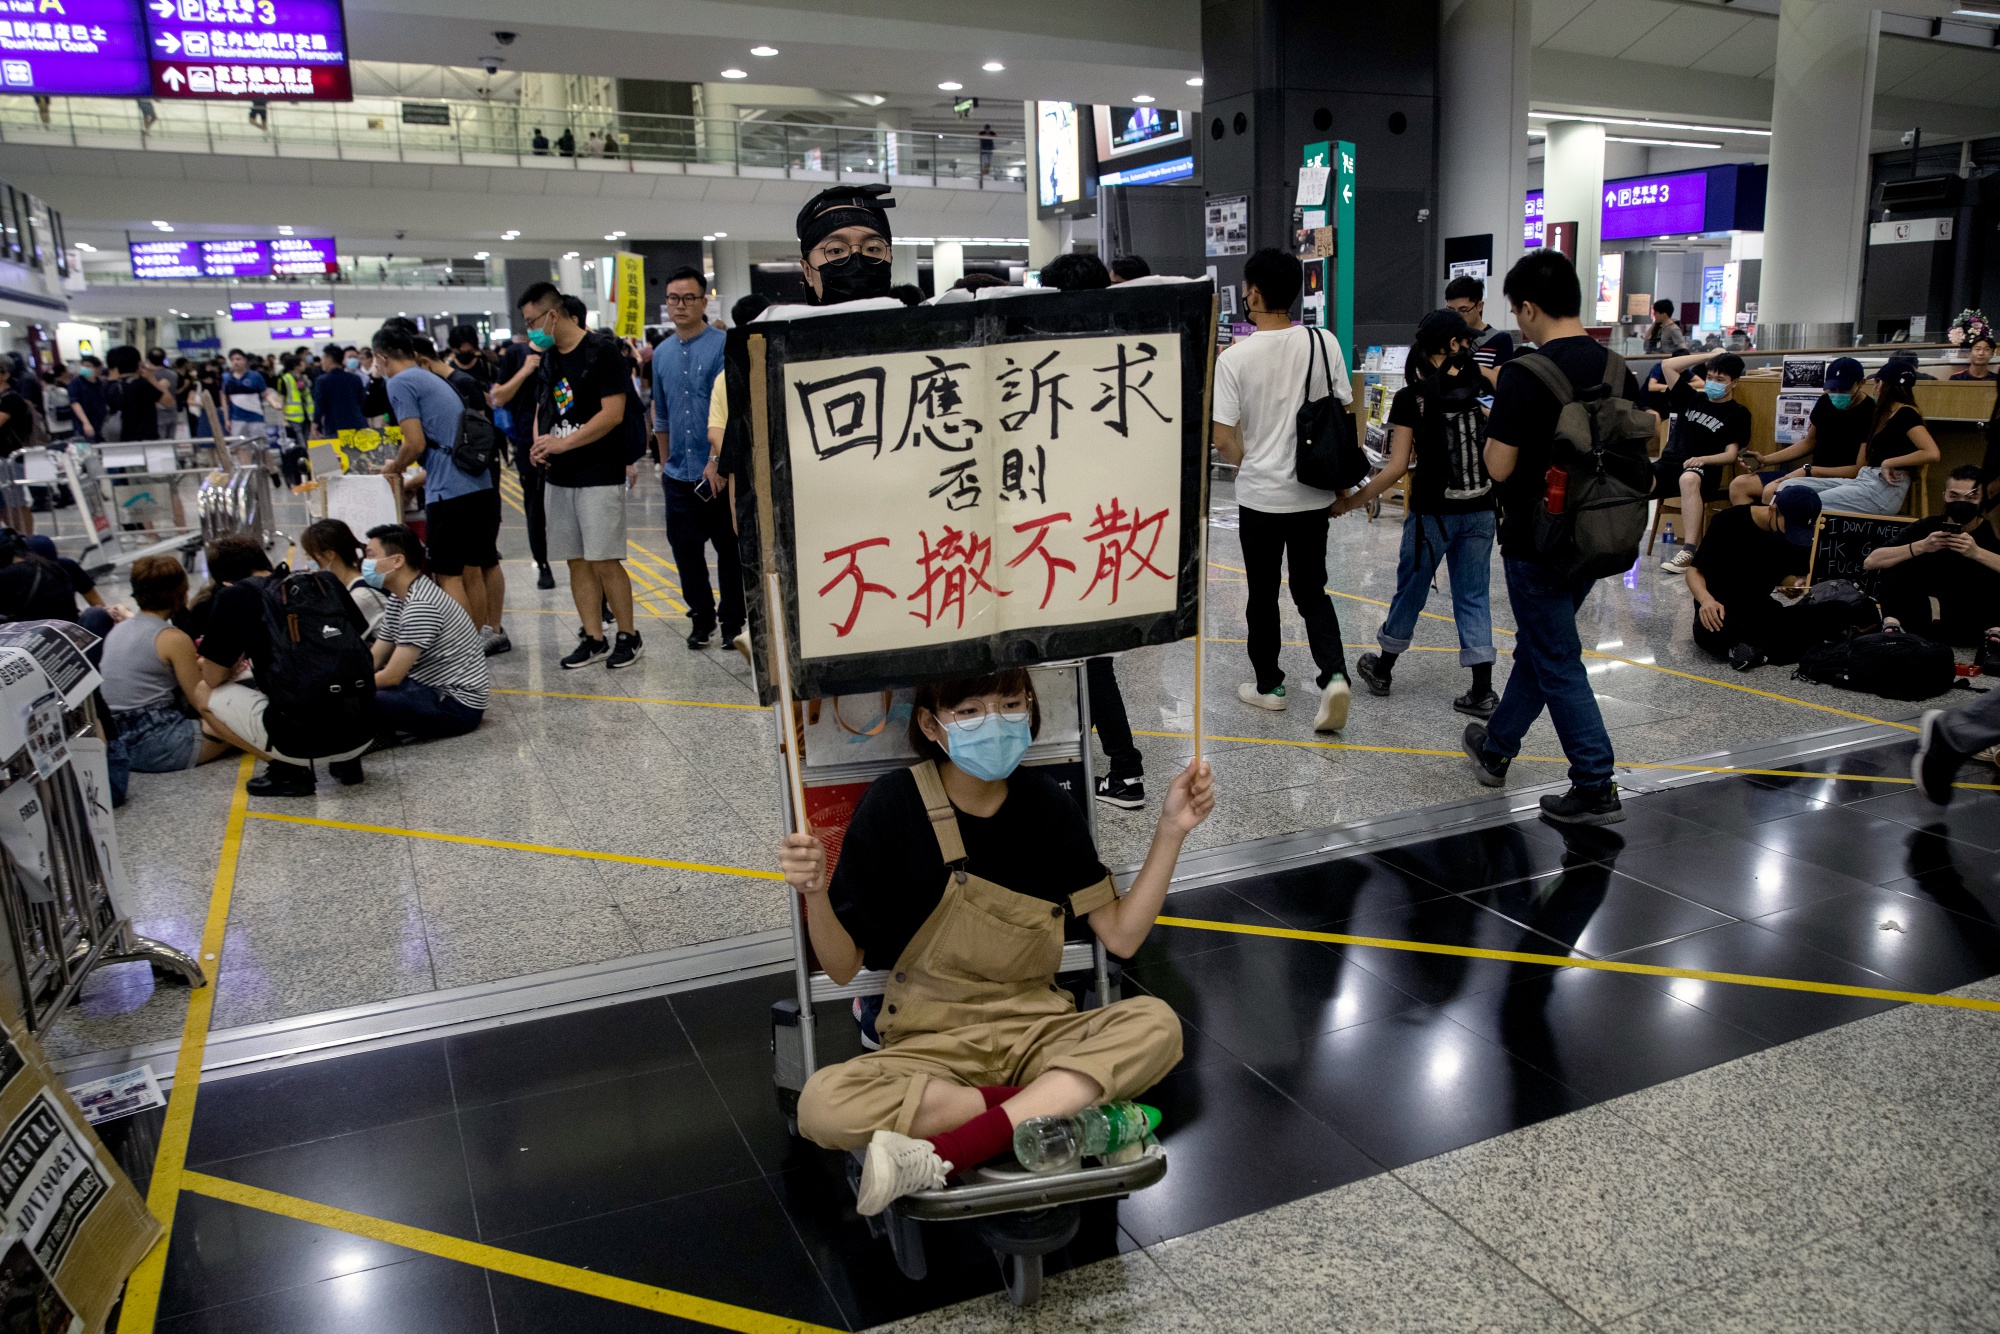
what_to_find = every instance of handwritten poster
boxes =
[746,283,1213,699]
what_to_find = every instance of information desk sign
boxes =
[128,239,203,279]
[147,0,352,101]
[0,0,150,95]
[743,282,1216,700]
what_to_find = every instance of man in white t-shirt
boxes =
[1211,248,1354,733]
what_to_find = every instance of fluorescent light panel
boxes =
[1530,111,1770,137]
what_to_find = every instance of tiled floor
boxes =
[105,740,2000,1332]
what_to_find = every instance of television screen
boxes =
[1037,101,1084,212]
[1094,104,1188,162]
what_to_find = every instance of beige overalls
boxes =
[797,761,1183,1151]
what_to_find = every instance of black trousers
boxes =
[511,438,547,568]
[1239,504,1345,693]
[1086,657,1142,780]
[664,475,744,634]
[1692,594,1842,664]
[1879,555,2000,646]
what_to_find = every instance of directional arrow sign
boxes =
[150,0,173,15]
[154,32,179,54]
[161,66,184,90]
[1342,182,1353,204]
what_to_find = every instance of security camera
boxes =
[492,30,516,46]
[481,56,502,75]
[394,229,406,240]
[1899,129,1917,147]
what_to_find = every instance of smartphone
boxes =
[1477,395,1494,410]
[1942,521,1963,535]
[694,476,717,502]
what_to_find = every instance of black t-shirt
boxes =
[1862,405,1924,469]
[827,766,1109,971]
[1804,396,1870,471]
[443,368,488,418]
[449,354,493,387]
[1893,514,2000,557]
[1486,337,1643,561]
[0,558,80,622]
[1386,369,1496,515]
[118,376,161,443]
[1692,504,1807,605]
[0,392,28,455]
[196,581,273,680]
[538,333,630,489]
[1664,379,1750,463]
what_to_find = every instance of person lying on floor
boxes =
[1863,464,2000,661]
[778,669,1214,1216]
[1684,484,1822,671]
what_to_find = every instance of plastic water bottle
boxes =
[1661,522,1676,550]
[1013,1102,1152,1173]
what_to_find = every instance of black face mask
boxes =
[1945,500,1979,526]
[812,253,892,305]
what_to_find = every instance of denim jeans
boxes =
[376,680,483,741]
[1485,559,1615,788]
[1377,510,1498,666]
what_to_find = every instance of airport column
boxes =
[1439,0,1532,326]
[933,242,966,290]
[1759,0,1879,346]
[710,238,752,319]
[1542,119,1605,311]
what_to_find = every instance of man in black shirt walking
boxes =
[1464,251,1647,826]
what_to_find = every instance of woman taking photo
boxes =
[99,555,235,772]
[1776,358,1940,516]
[779,669,1213,1216]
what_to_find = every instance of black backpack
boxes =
[1413,361,1492,502]
[1794,629,1956,701]
[1509,351,1657,581]
[1293,328,1367,492]
[251,570,377,758]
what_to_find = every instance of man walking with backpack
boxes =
[1465,251,1652,826]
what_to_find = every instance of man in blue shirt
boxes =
[652,266,740,649]
[222,348,271,444]
[313,343,368,434]
[375,324,501,637]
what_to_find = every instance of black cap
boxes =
[796,184,895,256]
[1414,308,1470,355]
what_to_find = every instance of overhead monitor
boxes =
[129,239,204,280]
[1099,155,1194,188]
[1036,100,1087,217]
[1093,104,1187,161]
[230,298,335,321]
[146,0,353,102]
[130,236,338,278]
[0,0,151,96]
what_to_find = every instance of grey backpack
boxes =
[1510,350,1657,581]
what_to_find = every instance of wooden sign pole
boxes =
[1193,292,1221,767]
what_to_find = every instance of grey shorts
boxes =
[546,483,628,563]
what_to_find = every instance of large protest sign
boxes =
[744,283,1216,699]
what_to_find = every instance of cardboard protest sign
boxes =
[743,283,1215,699]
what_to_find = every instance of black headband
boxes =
[797,185,894,256]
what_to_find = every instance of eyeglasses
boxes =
[811,236,892,264]
[935,703,1030,733]
[664,293,705,305]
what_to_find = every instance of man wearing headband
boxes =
[795,184,898,306]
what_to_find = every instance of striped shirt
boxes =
[377,575,490,710]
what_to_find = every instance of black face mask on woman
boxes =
[813,252,893,305]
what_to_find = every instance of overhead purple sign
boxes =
[148,0,352,101]
[231,298,335,320]
[198,238,267,276]
[1524,190,1544,250]
[129,239,204,279]
[1600,171,1708,241]
[134,237,339,279]
[268,324,334,341]
[269,237,337,274]
[0,0,151,96]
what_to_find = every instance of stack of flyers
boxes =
[63,1068,164,1126]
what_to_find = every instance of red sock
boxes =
[978,1085,1021,1109]
[926,1106,1015,1174]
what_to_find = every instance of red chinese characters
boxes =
[908,526,1002,630]
[818,538,895,637]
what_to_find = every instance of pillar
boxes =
[1542,120,1605,318]
[1759,0,1878,345]
[933,241,965,291]
[710,238,751,321]
[891,242,920,291]
[1438,0,1532,327]
[557,252,585,300]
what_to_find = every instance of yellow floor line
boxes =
[117,754,256,1334]
[1157,916,2000,1014]
[502,605,676,623]
[243,811,782,880]
[1135,728,1569,765]
[180,1172,840,1334]
[492,687,761,711]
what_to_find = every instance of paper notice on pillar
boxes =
[21,695,66,785]
[1774,393,1819,446]
[65,738,129,904]
[1294,165,1331,207]
[0,783,52,904]
[0,624,98,711]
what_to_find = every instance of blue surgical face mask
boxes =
[359,558,386,589]
[345,357,361,371]
[77,365,95,379]
[1828,391,1853,410]
[939,711,1032,782]
[1704,380,1728,401]
[526,329,555,352]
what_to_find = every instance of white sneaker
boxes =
[1660,548,1694,573]
[855,1129,949,1216]
[1238,681,1287,711]
[1314,674,1351,733]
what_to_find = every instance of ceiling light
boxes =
[215,309,224,315]
[1186,77,1203,87]
[74,242,97,252]
[750,44,778,56]
[713,231,727,238]
[604,233,618,241]
[938,81,963,91]
[562,250,579,259]
[152,220,173,231]
[1607,134,1722,149]
[721,68,747,79]
[1529,111,1769,137]
[277,225,294,235]
[702,234,715,242]
[473,250,489,259]
[1949,7,2000,15]
[1132,94,1155,103]
[982,61,1004,72]
[612,230,626,237]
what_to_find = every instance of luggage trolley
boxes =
[766,662,1167,1308]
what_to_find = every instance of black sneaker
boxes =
[686,626,713,650]
[327,757,365,786]
[482,630,513,657]
[1538,784,1626,826]
[1462,722,1511,788]
[852,995,883,1051]
[246,761,315,797]
[608,630,645,669]
[1912,709,1962,806]
[1729,642,1766,673]
[1094,775,1145,810]
[1452,687,1499,719]
[535,564,556,590]
[1353,652,1393,697]
[562,634,609,669]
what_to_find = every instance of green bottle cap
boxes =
[1136,1103,1163,1136]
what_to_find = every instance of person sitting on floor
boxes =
[1684,485,1823,671]
[779,670,1213,1216]
[1774,359,1940,517]
[363,524,490,743]
[301,518,386,640]
[1863,465,2000,659]
[100,555,235,773]
[1654,349,1750,573]
[1732,357,1872,507]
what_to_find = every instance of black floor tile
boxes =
[1745,740,1921,806]
[1467,867,1735,959]
[698,1000,867,1179]
[95,1106,163,1197]
[1737,803,2000,889]
[1612,920,1905,1045]
[1130,884,1275,968]
[1850,785,2000,853]
[1608,831,1878,919]
[487,1176,846,1333]
[1520,802,1713,860]
[487,1275,746,1333]
[1253,1008,1584,1169]
[1372,824,1584,893]
[1439,967,1768,1104]
[462,1067,762,1240]
[1218,853,1457,931]
[159,1253,496,1334]
[445,997,701,1110]
[1747,886,2000,993]
[1331,894,1568,1006]
[187,1041,454,1167]
[202,1112,478,1239]
[1624,779,1830,832]
[666,971,798,1057]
